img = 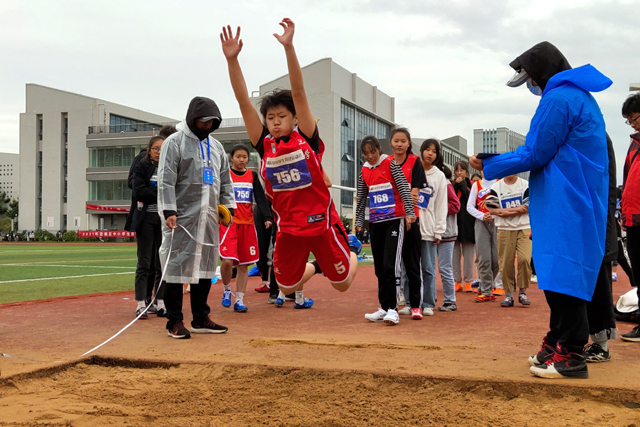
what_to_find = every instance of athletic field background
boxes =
[0,244,373,304]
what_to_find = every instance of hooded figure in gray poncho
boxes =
[158,96,236,339]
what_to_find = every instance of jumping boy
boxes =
[221,19,358,305]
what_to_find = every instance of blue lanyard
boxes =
[199,137,211,167]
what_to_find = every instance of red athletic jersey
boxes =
[259,128,332,236]
[398,154,421,217]
[230,169,254,225]
[361,157,406,222]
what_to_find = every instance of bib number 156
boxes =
[273,169,301,184]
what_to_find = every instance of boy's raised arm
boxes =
[221,25,264,147]
[273,18,315,139]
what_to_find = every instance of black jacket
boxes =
[125,156,159,232]
[453,177,475,243]
[124,149,148,231]
[603,134,618,263]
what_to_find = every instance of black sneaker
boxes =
[621,325,640,342]
[146,303,158,314]
[191,317,228,334]
[529,343,588,379]
[584,343,611,363]
[528,337,556,366]
[156,307,167,318]
[167,321,191,339]
[136,307,148,320]
[438,303,457,312]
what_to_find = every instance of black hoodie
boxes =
[509,41,572,91]
[186,97,222,141]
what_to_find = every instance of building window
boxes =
[37,115,43,141]
[88,180,132,201]
[340,103,356,206]
[89,146,143,168]
[109,114,160,133]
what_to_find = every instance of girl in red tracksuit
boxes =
[356,136,415,324]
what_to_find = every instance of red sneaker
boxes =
[254,282,270,293]
[474,294,496,303]
[410,307,423,320]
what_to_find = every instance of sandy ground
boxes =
[1,265,640,425]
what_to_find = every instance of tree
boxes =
[0,191,9,216]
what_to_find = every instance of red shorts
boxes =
[273,222,351,289]
[219,223,259,265]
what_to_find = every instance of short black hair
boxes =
[361,135,381,155]
[389,127,412,154]
[145,136,164,161]
[622,92,640,117]
[158,124,177,139]
[230,144,250,158]
[453,160,469,173]
[471,173,482,181]
[259,88,296,120]
[419,138,444,170]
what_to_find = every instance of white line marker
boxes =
[1,264,135,269]
[0,272,134,284]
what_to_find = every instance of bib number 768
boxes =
[273,169,301,184]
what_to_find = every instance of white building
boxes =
[19,84,174,231]
[473,127,528,179]
[0,152,19,200]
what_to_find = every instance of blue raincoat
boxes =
[483,64,612,300]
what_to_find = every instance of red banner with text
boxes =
[78,230,136,238]
[85,204,130,213]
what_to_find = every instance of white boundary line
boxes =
[0,272,134,284]
[1,264,135,269]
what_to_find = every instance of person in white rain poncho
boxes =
[158,96,237,339]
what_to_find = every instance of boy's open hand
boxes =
[221,25,243,60]
[273,18,295,46]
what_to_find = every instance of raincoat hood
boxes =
[185,97,222,141]
[509,41,571,91]
[545,64,613,94]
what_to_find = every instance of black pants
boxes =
[531,258,536,276]
[544,290,589,354]
[586,262,617,337]
[402,218,423,309]
[254,205,273,282]
[625,226,640,303]
[617,239,636,287]
[164,278,212,329]
[370,218,404,311]
[134,214,163,301]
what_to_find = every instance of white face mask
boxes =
[527,78,543,96]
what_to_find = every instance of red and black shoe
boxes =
[190,316,228,334]
[528,337,556,366]
[254,282,270,293]
[529,343,588,379]
[167,321,191,339]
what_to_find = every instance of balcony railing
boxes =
[87,118,245,135]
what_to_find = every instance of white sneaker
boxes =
[398,306,411,315]
[383,309,399,325]
[422,307,434,316]
[530,275,538,283]
[365,308,387,322]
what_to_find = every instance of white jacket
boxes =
[419,167,448,241]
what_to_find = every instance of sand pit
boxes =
[1,357,640,426]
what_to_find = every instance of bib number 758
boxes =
[273,169,301,184]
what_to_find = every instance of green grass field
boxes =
[0,244,138,304]
[0,244,373,304]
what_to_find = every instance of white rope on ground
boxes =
[2,264,135,269]
[80,224,217,357]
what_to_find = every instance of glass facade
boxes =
[340,102,391,206]
[88,180,131,201]
[89,146,144,168]
[109,114,159,133]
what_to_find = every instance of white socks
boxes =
[137,300,145,309]
[295,291,304,305]
[223,283,231,291]
[156,299,165,309]
[236,292,244,303]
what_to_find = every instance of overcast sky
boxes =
[1,0,638,181]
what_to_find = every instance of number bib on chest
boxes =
[369,183,396,222]
[418,187,433,209]
[265,150,313,192]
[234,182,253,204]
[501,196,523,209]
